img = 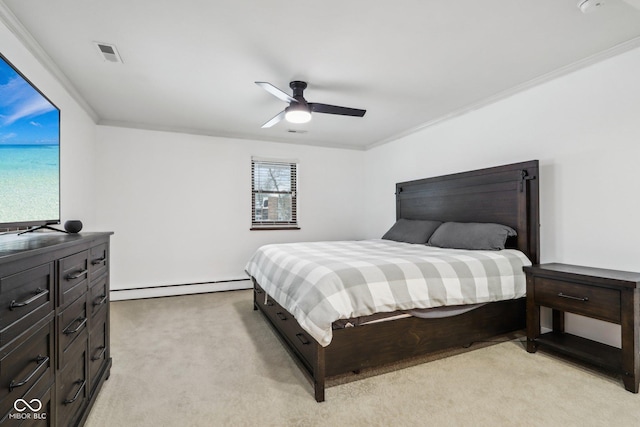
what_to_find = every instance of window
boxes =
[251,158,298,230]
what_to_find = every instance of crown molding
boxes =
[367,36,640,150]
[0,1,99,122]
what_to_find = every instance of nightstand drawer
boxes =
[534,277,620,323]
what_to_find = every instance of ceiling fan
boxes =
[255,81,366,128]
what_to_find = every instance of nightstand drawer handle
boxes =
[558,292,589,302]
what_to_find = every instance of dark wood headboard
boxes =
[395,160,540,264]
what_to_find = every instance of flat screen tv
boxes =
[0,52,60,232]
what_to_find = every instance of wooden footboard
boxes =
[253,278,525,402]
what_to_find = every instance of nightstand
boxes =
[524,263,640,393]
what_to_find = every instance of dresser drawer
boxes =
[89,275,108,321]
[534,277,621,323]
[0,368,53,425]
[89,243,108,282]
[57,337,88,427]
[88,307,108,395]
[0,318,54,420]
[58,251,89,309]
[57,296,88,370]
[0,263,54,347]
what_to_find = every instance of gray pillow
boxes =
[382,219,443,244]
[427,222,516,250]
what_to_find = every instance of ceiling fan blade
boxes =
[261,110,286,128]
[255,82,298,104]
[309,103,366,117]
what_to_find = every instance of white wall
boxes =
[94,126,365,296]
[364,45,640,347]
[1,19,98,228]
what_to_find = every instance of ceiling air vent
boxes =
[94,42,123,63]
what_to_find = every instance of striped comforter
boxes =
[245,239,531,347]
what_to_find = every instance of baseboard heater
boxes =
[110,278,251,301]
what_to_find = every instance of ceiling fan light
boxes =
[285,109,312,124]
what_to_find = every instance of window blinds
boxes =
[251,159,298,229]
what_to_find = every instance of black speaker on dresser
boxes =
[64,220,83,233]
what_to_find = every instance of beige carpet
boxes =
[85,290,640,427]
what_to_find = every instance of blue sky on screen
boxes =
[0,57,59,145]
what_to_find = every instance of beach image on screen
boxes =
[0,55,60,225]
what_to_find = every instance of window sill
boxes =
[250,226,300,231]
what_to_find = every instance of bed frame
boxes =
[252,160,540,401]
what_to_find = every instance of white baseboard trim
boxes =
[110,279,252,301]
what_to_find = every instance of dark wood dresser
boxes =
[0,232,113,426]
[524,263,640,393]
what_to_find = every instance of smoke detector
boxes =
[94,42,123,63]
[578,0,605,13]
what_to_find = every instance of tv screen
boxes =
[0,52,60,231]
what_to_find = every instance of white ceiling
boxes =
[2,0,640,150]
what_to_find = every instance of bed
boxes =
[246,160,540,401]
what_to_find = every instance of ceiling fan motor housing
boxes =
[290,81,308,103]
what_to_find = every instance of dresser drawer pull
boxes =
[93,294,108,306]
[295,333,311,345]
[276,312,287,321]
[64,317,87,335]
[91,257,106,265]
[65,269,88,280]
[92,346,107,361]
[9,355,49,392]
[265,300,275,307]
[558,292,589,302]
[63,379,86,405]
[9,288,49,310]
